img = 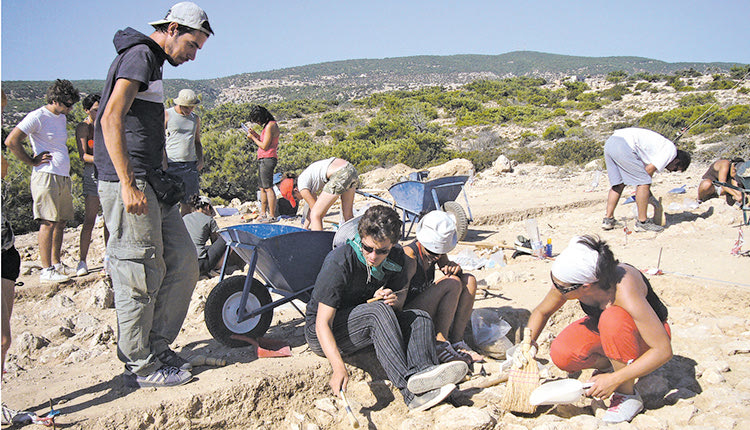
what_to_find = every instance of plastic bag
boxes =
[470,308,514,359]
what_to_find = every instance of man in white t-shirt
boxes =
[602,127,691,232]
[5,79,80,283]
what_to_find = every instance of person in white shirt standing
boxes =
[601,128,690,233]
[5,79,80,283]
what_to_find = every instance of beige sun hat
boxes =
[416,211,458,254]
[149,2,214,36]
[174,89,200,107]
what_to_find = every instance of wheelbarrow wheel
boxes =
[443,201,468,241]
[205,275,273,348]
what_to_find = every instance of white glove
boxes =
[511,343,537,369]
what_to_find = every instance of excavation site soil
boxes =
[3,161,750,429]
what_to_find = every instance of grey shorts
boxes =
[322,163,359,195]
[82,163,99,197]
[31,171,74,221]
[604,135,652,187]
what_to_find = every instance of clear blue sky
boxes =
[2,0,748,82]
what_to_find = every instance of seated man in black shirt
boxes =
[305,205,468,412]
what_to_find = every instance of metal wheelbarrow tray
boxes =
[204,224,334,347]
[357,175,473,240]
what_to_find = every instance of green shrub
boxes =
[544,139,603,166]
[453,148,502,172]
[678,93,717,107]
[507,147,539,163]
[329,129,346,142]
[634,82,651,91]
[314,129,326,137]
[542,124,565,140]
[601,84,630,101]
[565,127,586,138]
[321,111,354,125]
[606,70,628,83]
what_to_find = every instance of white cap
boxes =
[149,2,214,36]
[416,211,458,254]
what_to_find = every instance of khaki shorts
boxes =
[322,163,359,195]
[31,171,74,221]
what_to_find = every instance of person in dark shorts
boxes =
[244,105,279,223]
[75,93,109,276]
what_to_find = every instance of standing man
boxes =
[94,2,212,388]
[164,88,203,215]
[601,127,690,233]
[4,79,80,284]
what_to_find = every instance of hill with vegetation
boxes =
[2,51,749,234]
[1,51,743,116]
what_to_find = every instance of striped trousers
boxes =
[306,301,438,403]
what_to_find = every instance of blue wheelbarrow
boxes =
[204,224,334,347]
[357,173,473,241]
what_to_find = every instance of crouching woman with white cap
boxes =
[404,211,481,365]
[524,235,672,423]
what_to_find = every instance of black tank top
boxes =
[580,267,668,329]
[405,241,435,301]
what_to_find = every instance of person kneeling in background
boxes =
[182,195,244,277]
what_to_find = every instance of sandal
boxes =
[436,341,472,367]
[451,340,485,363]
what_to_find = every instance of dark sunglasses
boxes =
[62,100,75,108]
[361,243,391,255]
[551,274,582,294]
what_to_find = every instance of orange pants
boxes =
[550,306,670,372]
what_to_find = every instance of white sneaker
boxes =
[54,262,76,277]
[40,267,70,284]
[602,390,644,423]
[76,260,89,277]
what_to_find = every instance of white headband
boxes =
[551,236,599,285]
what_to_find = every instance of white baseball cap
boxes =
[416,211,458,254]
[150,2,214,36]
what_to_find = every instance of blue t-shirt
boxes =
[94,28,168,181]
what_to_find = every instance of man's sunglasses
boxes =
[361,243,391,255]
[550,274,582,294]
[62,100,75,108]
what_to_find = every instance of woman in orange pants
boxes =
[524,235,672,424]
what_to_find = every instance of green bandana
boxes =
[347,233,402,281]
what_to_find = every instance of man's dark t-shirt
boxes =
[94,27,168,181]
[305,244,407,325]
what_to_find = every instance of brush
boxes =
[340,390,360,428]
[499,327,539,414]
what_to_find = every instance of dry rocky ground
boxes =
[3,158,750,429]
